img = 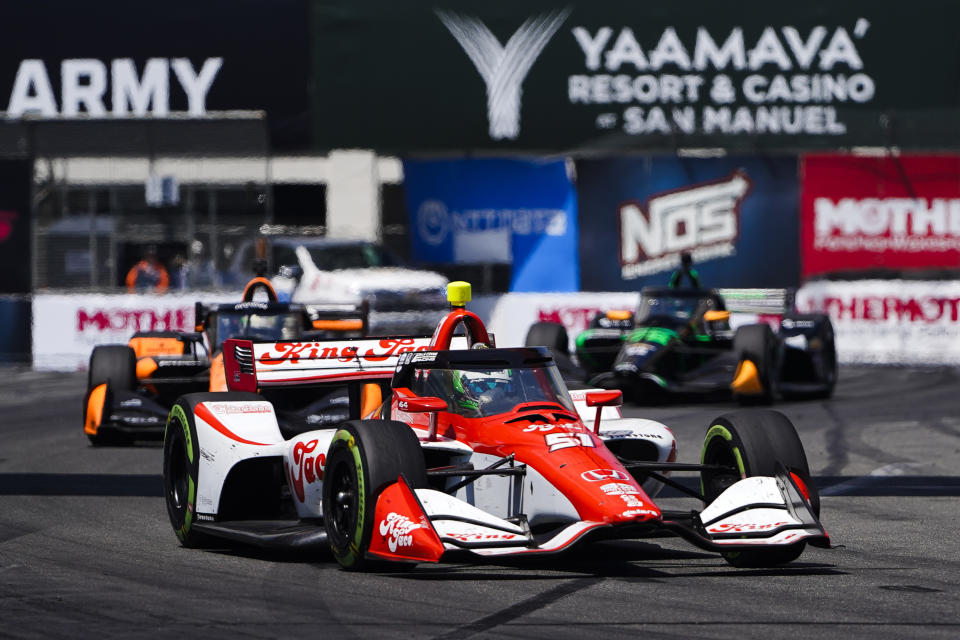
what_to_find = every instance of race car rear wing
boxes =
[716,288,795,314]
[224,335,470,390]
[195,300,369,336]
[305,301,369,334]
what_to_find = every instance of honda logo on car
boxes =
[619,172,750,279]
[581,468,630,482]
[379,512,425,552]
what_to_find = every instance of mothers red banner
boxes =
[801,154,960,277]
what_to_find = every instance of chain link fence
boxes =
[30,158,300,293]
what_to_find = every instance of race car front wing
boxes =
[362,466,829,563]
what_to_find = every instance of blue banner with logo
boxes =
[404,158,579,291]
[577,156,799,291]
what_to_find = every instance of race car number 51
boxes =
[545,432,595,452]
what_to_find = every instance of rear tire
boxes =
[322,420,427,571]
[700,409,819,567]
[733,324,776,404]
[781,313,837,400]
[524,322,569,356]
[85,345,136,445]
[815,318,838,399]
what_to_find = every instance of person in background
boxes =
[126,245,170,293]
[668,252,702,289]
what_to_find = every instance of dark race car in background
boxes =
[526,286,837,404]
[82,278,367,444]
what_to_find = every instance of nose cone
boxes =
[519,441,662,524]
[579,474,662,524]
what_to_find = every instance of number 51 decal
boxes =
[545,432,595,452]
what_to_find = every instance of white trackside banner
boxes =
[32,292,235,371]
[796,280,960,364]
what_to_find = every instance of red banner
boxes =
[801,154,960,277]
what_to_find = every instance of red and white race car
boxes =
[162,282,829,570]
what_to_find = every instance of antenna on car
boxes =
[447,280,471,310]
[431,281,493,350]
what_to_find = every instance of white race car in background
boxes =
[270,237,448,335]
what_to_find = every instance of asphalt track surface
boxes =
[1,365,959,639]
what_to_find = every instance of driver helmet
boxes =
[454,369,513,413]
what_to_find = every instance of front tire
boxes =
[733,324,776,404]
[700,409,819,567]
[781,313,838,400]
[85,345,137,445]
[322,420,427,571]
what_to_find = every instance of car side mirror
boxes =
[585,390,622,434]
[398,395,447,441]
[399,396,447,413]
[585,390,623,407]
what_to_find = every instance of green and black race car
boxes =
[526,284,837,404]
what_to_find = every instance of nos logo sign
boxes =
[618,172,751,280]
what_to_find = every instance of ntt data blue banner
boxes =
[577,156,800,291]
[405,158,578,291]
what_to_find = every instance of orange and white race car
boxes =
[82,278,367,445]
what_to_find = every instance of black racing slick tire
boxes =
[322,420,427,571]
[85,345,137,446]
[781,313,838,400]
[733,324,776,404]
[525,322,587,383]
[88,345,136,391]
[162,392,264,548]
[525,321,569,356]
[814,318,838,399]
[700,410,819,568]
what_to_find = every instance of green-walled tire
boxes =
[322,420,427,571]
[700,409,819,568]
